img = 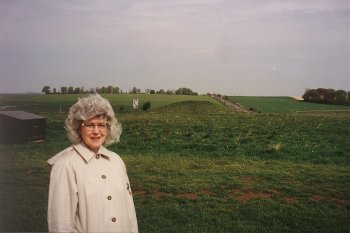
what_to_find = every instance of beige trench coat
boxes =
[47,143,138,233]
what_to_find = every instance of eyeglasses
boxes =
[82,122,109,131]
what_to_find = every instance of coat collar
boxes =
[74,142,110,163]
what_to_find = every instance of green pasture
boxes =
[0,94,220,113]
[0,95,349,232]
[230,96,350,114]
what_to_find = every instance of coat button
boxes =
[107,196,112,200]
[102,175,106,179]
[112,217,116,222]
[96,155,100,159]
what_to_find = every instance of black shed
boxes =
[0,111,46,144]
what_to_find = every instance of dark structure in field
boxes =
[0,111,46,144]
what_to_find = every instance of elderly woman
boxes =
[47,94,138,233]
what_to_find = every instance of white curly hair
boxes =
[65,94,122,146]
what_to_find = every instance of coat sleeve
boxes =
[48,159,78,232]
[123,163,139,233]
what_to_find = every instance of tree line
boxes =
[302,88,350,105]
[41,86,198,96]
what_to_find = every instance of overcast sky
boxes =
[0,0,349,96]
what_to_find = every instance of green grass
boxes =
[0,95,349,232]
[229,96,350,113]
[115,111,350,165]
[151,101,231,114]
[128,155,349,233]
[0,93,221,113]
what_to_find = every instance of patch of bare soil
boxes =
[311,195,349,206]
[211,94,249,113]
[154,191,168,198]
[176,193,199,199]
[230,189,272,202]
[285,196,302,203]
[133,190,146,196]
[133,189,214,200]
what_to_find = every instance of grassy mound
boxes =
[151,101,231,114]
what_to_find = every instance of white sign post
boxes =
[133,99,139,109]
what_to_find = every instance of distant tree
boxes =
[42,86,51,94]
[303,88,349,105]
[175,87,197,95]
[61,86,68,94]
[157,89,165,95]
[175,88,183,95]
[107,86,113,94]
[130,87,141,94]
[113,87,120,94]
[100,86,107,94]
[53,88,57,94]
[324,89,336,104]
[302,89,319,102]
[68,86,74,94]
[335,90,347,104]
[73,87,81,94]
[150,90,156,94]
[166,90,174,95]
[316,88,328,102]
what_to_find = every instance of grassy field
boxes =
[0,94,349,232]
[230,96,350,114]
[0,93,220,113]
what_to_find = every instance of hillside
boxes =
[0,94,349,233]
[0,94,221,113]
[151,101,232,114]
[229,96,350,114]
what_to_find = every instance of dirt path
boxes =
[291,96,304,101]
[211,94,249,113]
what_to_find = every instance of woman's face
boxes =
[80,116,108,152]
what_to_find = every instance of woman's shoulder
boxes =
[47,146,77,166]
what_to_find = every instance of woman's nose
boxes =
[91,126,100,133]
